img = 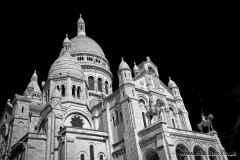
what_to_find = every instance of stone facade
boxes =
[0,15,228,160]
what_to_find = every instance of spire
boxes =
[31,70,38,81]
[77,14,86,36]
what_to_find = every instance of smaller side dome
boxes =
[27,82,34,89]
[133,61,139,71]
[168,77,177,88]
[51,87,61,99]
[31,70,38,81]
[63,34,71,44]
[119,57,130,71]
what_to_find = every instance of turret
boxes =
[117,57,133,87]
[51,87,61,105]
[168,77,182,100]
[133,61,139,77]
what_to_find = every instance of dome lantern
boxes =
[77,14,86,36]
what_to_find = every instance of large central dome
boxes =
[59,35,105,58]
[59,15,105,59]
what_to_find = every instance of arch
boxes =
[64,113,91,129]
[208,147,220,160]
[192,145,206,160]
[64,109,94,129]
[97,152,106,160]
[144,149,160,160]
[156,99,165,107]
[88,76,95,90]
[175,143,191,160]
[61,85,65,97]
[78,151,88,160]
[105,81,108,94]
[72,85,76,97]
[77,86,81,99]
[97,78,103,92]
[148,66,156,76]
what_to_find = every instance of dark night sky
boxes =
[0,2,239,158]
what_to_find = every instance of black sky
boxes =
[0,2,239,158]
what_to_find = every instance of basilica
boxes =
[0,15,228,160]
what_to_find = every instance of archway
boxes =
[193,146,205,160]
[208,147,219,160]
[146,150,160,160]
[176,144,190,160]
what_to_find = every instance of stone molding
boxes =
[169,133,217,143]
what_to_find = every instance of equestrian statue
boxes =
[197,109,214,133]
[145,95,164,125]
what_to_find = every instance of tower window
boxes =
[90,145,94,160]
[112,117,115,126]
[105,81,108,94]
[22,107,24,113]
[98,78,102,92]
[172,119,176,128]
[124,73,126,77]
[99,155,103,160]
[120,112,123,122]
[116,111,119,125]
[72,85,76,97]
[142,112,147,128]
[77,86,81,99]
[88,76,94,90]
[81,154,85,160]
[61,85,65,97]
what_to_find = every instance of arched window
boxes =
[88,76,94,90]
[112,117,115,126]
[98,78,102,92]
[115,111,119,125]
[90,145,94,160]
[142,112,147,128]
[120,112,123,122]
[105,81,108,94]
[99,155,103,160]
[139,99,146,108]
[77,86,81,99]
[61,85,65,97]
[124,72,126,77]
[72,85,76,97]
[22,107,24,113]
[81,154,85,160]
[148,67,156,76]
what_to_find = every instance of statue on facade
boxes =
[197,113,214,133]
[145,94,157,125]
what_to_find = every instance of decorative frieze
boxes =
[53,78,66,83]
[169,133,217,142]
[71,78,82,83]
[112,147,126,158]
[139,135,157,149]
